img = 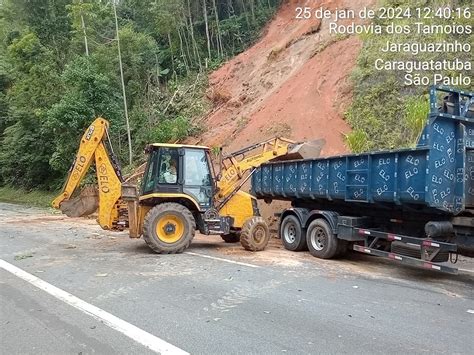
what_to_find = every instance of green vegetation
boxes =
[346,0,473,151]
[344,130,369,153]
[0,0,280,193]
[0,186,58,208]
[404,95,430,145]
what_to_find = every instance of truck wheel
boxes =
[306,218,338,259]
[143,203,195,254]
[240,217,270,252]
[221,233,240,243]
[280,215,307,251]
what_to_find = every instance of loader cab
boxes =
[141,144,215,210]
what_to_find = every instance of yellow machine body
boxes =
[53,118,323,249]
[218,191,255,228]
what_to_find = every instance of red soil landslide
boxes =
[192,0,375,157]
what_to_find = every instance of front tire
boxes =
[240,217,270,252]
[280,215,307,251]
[143,203,195,254]
[306,218,338,259]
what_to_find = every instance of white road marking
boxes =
[184,252,260,268]
[458,268,474,275]
[0,259,188,355]
[467,309,474,314]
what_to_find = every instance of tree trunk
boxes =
[177,26,190,74]
[226,0,234,17]
[202,0,211,62]
[113,2,132,165]
[181,22,193,68]
[211,0,223,58]
[186,0,202,70]
[167,32,178,81]
[80,0,89,56]
[249,0,256,23]
[240,0,250,28]
[154,52,161,88]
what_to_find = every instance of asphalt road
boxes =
[1,202,473,354]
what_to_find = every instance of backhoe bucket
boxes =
[282,138,326,161]
[59,186,99,217]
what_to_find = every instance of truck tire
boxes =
[143,203,196,254]
[280,215,307,251]
[240,217,270,252]
[306,218,338,259]
[221,232,240,243]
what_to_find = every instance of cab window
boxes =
[183,148,212,207]
[157,149,179,184]
[141,150,159,194]
[141,148,179,194]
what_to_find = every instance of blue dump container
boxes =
[252,86,474,216]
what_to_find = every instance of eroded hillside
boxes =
[190,0,375,156]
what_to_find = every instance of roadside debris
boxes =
[14,253,34,260]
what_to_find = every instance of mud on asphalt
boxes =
[1,203,473,301]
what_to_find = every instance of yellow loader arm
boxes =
[216,137,325,199]
[52,118,126,230]
[214,137,324,229]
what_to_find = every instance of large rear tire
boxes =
[143,203,195,254]
[240,217,270,252]
[280,215,307,251]
[306,218,338,259]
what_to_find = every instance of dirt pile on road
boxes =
[190,0,375,157]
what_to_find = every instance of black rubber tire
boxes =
[280,215,307,251]
[143,203,195,254]
[306,218,339,259]
[240,217,270,252]
[221,233,240,243]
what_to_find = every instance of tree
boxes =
[46,56,122,175]
[7,0,73,68]
[0,0,281,189]
[0,32,62,188]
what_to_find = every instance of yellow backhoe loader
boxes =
[52,118,323,253]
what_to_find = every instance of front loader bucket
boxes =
[281,138,326,161]
[59,186,99,217]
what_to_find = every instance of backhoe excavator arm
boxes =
[52,118,126,230]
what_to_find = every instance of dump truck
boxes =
[52,119,323,254]
[252,86,474,273]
